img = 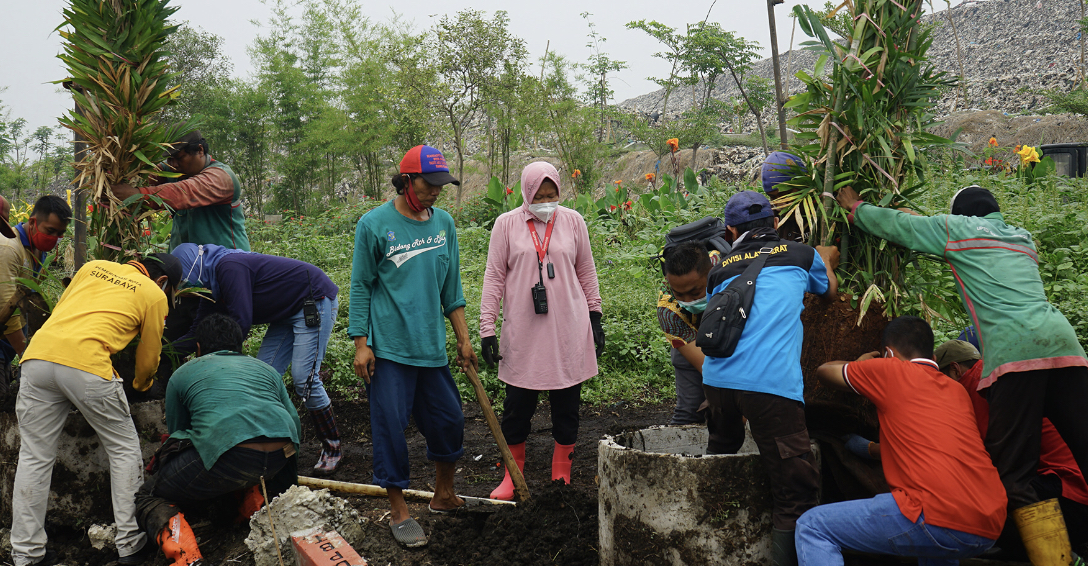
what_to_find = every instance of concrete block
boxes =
[291,527,366,566]
[246,485,368,566]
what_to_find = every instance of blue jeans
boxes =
[257,296,337,410]
[796,493,996,566]
[367,358,464,489]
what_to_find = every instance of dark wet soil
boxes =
[30,393,671,566]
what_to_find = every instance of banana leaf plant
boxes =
[56,0,192,262]
[776,0,960,320]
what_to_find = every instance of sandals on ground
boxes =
[390,517,427,548]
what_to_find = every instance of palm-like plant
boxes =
[777,0,959,318]
[57,0,190,262]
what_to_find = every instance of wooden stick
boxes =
[297,476,515,506]
[463,364,530,502]
[260,476,286,566]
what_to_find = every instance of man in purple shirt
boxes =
[171,244,343,474]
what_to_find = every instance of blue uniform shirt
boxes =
[701,228,829,402]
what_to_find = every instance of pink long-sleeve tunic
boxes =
[479,167,601,391]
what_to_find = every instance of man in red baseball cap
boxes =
[400,145,460,187]
[349,144,476,548]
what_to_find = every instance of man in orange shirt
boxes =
[795,316,1006,565]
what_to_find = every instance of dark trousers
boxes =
[985,366,1088,509]
[669,347,707,426]
[135,445,292,536]
[500,382,582,446]
[703,385,820,530]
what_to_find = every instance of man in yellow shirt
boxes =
[11,254,180,566]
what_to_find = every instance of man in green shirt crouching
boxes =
[135,314,301,566]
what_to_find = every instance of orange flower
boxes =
[506,187,513,194]
[666,138,679,152]
[609,205,617,211]
[645,173,655,181]
[572,169,581,178]
[623,200,632,210]
[143,229,151,236]
[87,204,94,213]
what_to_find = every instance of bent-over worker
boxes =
[171,244,342,474]
[798,316,1006,565]
[135,314,300,566]
[11,254,180,566]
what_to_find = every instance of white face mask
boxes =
[528,202,559,223]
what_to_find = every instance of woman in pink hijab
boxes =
[479,161,604,500]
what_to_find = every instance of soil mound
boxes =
[429,483,598,566]
[800,294,887,438]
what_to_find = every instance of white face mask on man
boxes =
[528,202,559,223]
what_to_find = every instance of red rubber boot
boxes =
[489,442,526,500]
[552,441,575,484]
[235,485,265,524]
[157,513,204,566]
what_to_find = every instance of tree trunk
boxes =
[725,62,770,156]
[453,120,465,206]
[943,0,968,107]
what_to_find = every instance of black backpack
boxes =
[695,242,776,358]
[658,217,732,275]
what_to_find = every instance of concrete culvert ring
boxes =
[598,425,819,566]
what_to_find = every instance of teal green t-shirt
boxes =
[348,201,466,367]
[165,351,301,470]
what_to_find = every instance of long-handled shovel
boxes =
[464,364,530,502]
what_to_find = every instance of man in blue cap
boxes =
[702,190,839,566]
[761,151,806,199]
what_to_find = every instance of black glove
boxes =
[481,335,502,367]
[589,311,605,358]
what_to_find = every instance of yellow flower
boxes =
[1016,145,1040,166]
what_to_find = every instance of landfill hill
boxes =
[620,0,1088,152]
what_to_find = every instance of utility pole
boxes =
[767,0,789,149]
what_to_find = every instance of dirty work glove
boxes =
[589,311,605,358]
[842,433,876,460]
[481,335,502,367]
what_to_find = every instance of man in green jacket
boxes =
[135,313,300,566]
[111,131,250,252]
[837,185,1088,564]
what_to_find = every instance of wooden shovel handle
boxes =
[464,364,530,502]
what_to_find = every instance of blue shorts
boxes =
[367,358,464,489]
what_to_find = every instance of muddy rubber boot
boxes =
[235,485,264,524]
[156,513,204,566]
[490,442,526,501]
[309,405,342,475]
[552,441,575,484]
[1013,499,1075,566]
[771,528,797,566]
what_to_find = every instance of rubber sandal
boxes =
[428,503,457,515]
[390,517,427,548]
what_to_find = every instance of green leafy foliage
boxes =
[785,0,959,319]
[57,0,194,262]
[481,177,523,223]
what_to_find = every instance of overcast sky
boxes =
[1,0,958,139]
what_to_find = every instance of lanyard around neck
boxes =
[526,218,555,264]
